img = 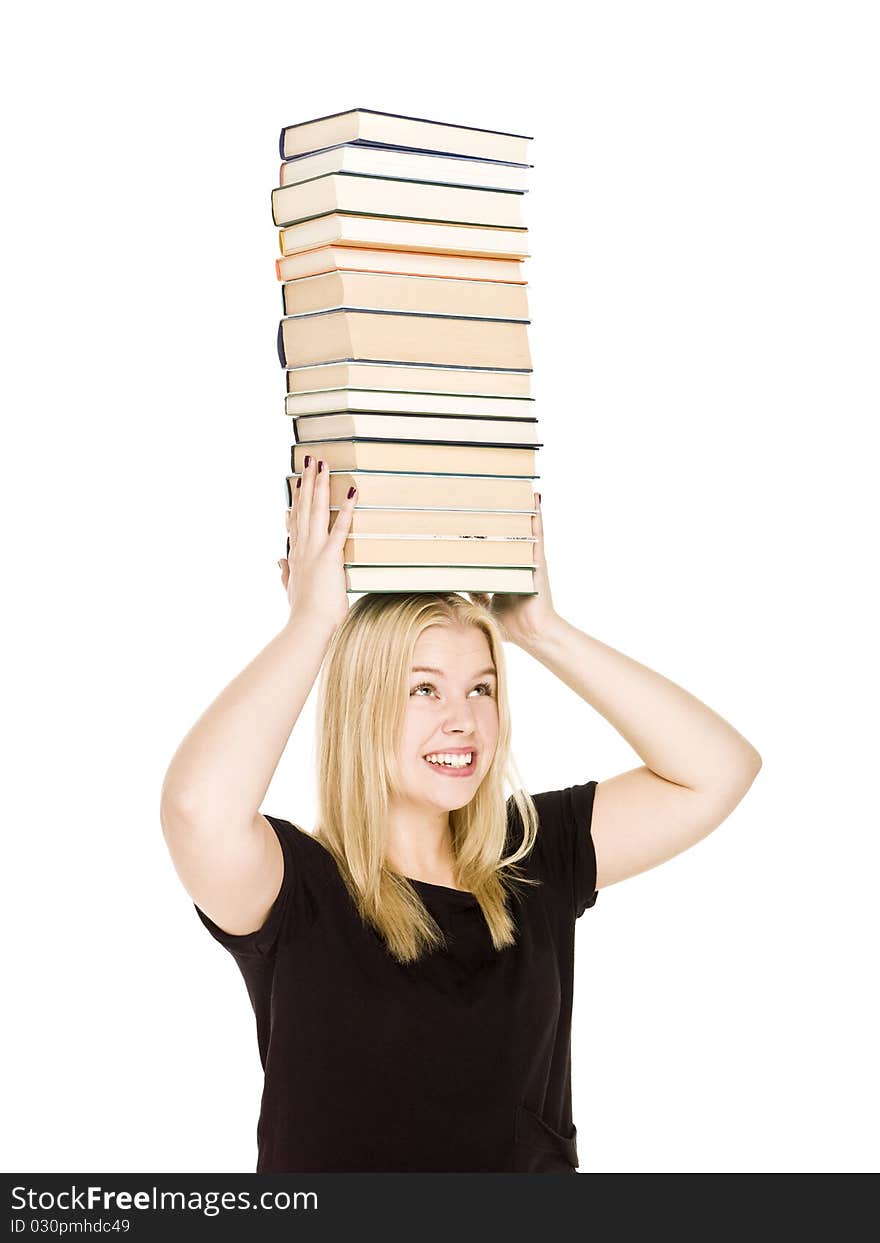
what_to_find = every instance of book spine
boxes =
[277,320,286,367]
[282,308,529,325]
[290,445,541,470]
[291,436,542,450]
[291,410,538,423]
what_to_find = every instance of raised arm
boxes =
[159,456,355,934]
[520,614,762,890]
[470,491,762,893]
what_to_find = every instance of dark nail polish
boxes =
[318,460,324,473]
[296,477,302,489]
[347,485,356,499]
[536,493,541,504]
[286,537,290,556]
[304,455,311,468]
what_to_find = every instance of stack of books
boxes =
[274,107,538,594]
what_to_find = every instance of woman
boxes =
[160,456,762,1173]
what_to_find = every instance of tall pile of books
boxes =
[274,107,538,594]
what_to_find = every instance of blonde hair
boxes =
[311,592,540,964]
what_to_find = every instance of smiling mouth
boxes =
[422,751,477,776]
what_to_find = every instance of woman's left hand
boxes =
[468,492,557,646]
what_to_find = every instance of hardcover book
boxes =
[323,508,537,538]
[281,271,529,320]
[280,144,531,192]
[285,389,535,418]
[342,534,536,567]
[290,412,539,447]
[341,565,536,594]
[290,438,540,476]
[280,108,531,164]
[276,245,527,284]
[278,213,529,260]
[285,471,537,509]
[277,308,532,370]
[284,361,533,397]
[272,172,525,230]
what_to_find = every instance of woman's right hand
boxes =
[277,456,358,632]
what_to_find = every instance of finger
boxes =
[297,452,317,542]
[308,458,331,547]
[328,481,358,550]
[292,494,302,554]
[529,493,551,599]
[531,491,545,559]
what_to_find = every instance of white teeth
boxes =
[424,752,474,768]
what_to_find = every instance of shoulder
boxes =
[506,782,597,847]
[505,782,599,917]
[263,815,340,888]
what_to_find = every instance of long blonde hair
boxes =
[311,592,540,964]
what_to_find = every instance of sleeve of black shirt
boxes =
[528,781,600,919]
[192,815,316,959]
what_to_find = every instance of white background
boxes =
[3,0,877,1175]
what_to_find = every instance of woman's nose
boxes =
[441,705,479,733]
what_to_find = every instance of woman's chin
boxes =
[410,786,477,813]
[431,786,480,811]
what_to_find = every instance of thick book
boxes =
[321,507,537,538]
[278,309,531,370]
[340,534,535,567]
[290,439,539,476]
[291,413,538,447]
[320,507,529,536]
[342,565,536,594]
[276,245,527,284]
[285,389,534,418]
[285,362,532,397]
[280,144,531,192]
[282,271,529,320]
[272,172,525,230]
[280,108,531,165]
[285,471,537,509]
[279,214,529,260]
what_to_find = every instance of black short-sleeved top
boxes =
[194,781,599,1173]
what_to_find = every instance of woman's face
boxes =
[396,623,500,814]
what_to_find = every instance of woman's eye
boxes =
[410,682,494,698]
